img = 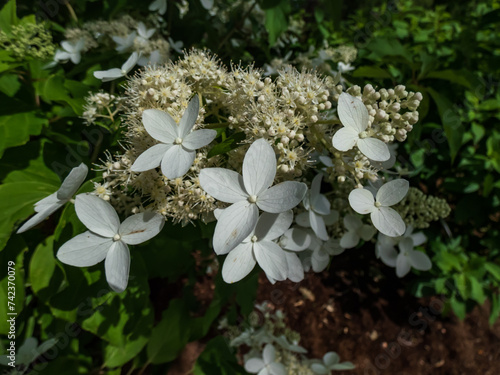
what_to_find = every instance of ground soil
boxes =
[256,251,500,375]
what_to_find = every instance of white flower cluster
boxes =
[82,91,125,126]
[221,302,355,375]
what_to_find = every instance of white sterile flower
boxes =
[54,39,85,64]
[337,62,355,74]
[57,194,164,292]
[136,22,156,44]
[131,96,216,179]
[311,352,355,374]
[17,163,88,234]
[199,139,307,254]
[348,179,409,237]
[340,214,376,249]
[94,52,140,82]
[274,335,307,354]
[168,37,184,54]
[379,237,431,278]
[138,50,162,66]
[244,344,286,375]
[112,31,137,53]
[222,211,294,283]
[305,232,345,272]
[332,92,390,162]
[149,0,167,14]
[295,174,334,241]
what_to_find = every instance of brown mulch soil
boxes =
[256,254,500,375]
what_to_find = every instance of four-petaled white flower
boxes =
[112,32,137,53]
[57,194,164,292]
[17,163,88,233]
[377,226,431,277]
[244,344,286,375]
[301,232,345,273]
[131,96,216,179]
[332,92,390,162]
[348,179,409,237]
[199,139,307,255]
[136,22,156,45]
[295,174,336,241]
[340,214,376,249]
[311,352,355,374]
[94,52,140,82]
[149,0,167,14]
[54,39,85,64]
[222,211,294,283]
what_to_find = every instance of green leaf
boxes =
[0,0,18,33]
[485,262,500,281]
[352,66,392,79]
[450,296,466,320]
[0,181,58,251]
[489,294,500,326]
[366,37,413,63]
[0,74,21,97]
[426,87,464,162]
[194,336,246,375]
[0,112,47,158]
[424,70,479,90]
[147,299,191,364]
[29,236,58,299]
[467,276,486,305]
[207,132,245,158]
[264,1,290,46]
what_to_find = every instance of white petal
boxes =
[377,244,398,267]
[295,211,310,227]
[34,192,60,212]
[359,225,377,241]
[323,238,345,255]
[75,194,120,237]
[268,363,286,375]
[254,211,293,241]
[17,202,63,233]
[57,231,112,266]
[310,174,322,202]
[199,168,247,203]
[70,52,81,65]
[348,188,375,214]
[310,211,328,241]
[319,155,334,167]
[160,145,195,179]
[343,214,362,232]
[54,50,71,61]
[178,96,199,138]
[376,179,409,207]
[75,38,85,52]
[61,41,74,53]
[142,109,178,144]
[338,92,369,132]
[244,358,265,373]
[222,242,256,283]
[340,231,360,249]
[324,352,340,366]
[408,251,432,271]
[370,207,406,237]
[411,232,427,246]
[332,127,359,151]
[57,163,88,200]
[310,364,329,375]
[254,241,288,282]
[257,182,307,213]
[131,143,171,172]
[213,201,259,254]
[311,248,330,272]
[312,194,330,216]
[396,253,411,277]
[285,252,304,282]
[398,237,414,253]
[357,137,390,162]
[105,241,130,292]
[281,228,311,251]
[93,68,123,82]
[121,52,139,73]
[263,344,276,364]
[182,129,217,150]
[243,139,277,196]
[119,212,164,244]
